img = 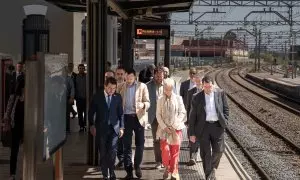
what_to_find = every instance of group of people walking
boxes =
[1,61,229,180]
[88,65,229,180]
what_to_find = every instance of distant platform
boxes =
[246,72,300,99]
[248,72,300,86]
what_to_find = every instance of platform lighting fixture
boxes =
[23,5,48,16]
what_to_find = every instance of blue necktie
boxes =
[107,96,111,125]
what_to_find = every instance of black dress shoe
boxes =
[102,176,109,180]
[123,173,133,180]
[110,171,116,180]
[187,159,196,166]
[207,168,216,180]
[79,127,84,132]
[135,167,142,178]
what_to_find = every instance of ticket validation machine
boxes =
[23,53,68,180]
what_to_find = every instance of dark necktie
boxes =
[107,95,111,125]
[107,95,111,109]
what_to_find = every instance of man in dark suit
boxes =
[9,62,24,96]
[88,77,124,180]
[67,63,77,119]
[179,68,196,107]
[189,75,229,180]
[185,70,204,166]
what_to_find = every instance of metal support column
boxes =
[87,0,107,166]
[164,39,170,68]
[258,29,261,71]
[254,26,258,72]
[121,19,134,70]
[154,39,160,66]
[23,60,42,180]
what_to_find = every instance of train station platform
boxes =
[0,72,245,180]
[246,72,300,99]
[0,120,243,180]
[247,72,300,86]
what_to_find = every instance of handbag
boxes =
[1,94,17,148]
[1,118,12,147]
[165,129,180,145]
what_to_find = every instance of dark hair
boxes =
[116,66,125,71]
[126,68,136,76]
[202,75,214,84]
[8,65,15,71]
[154,67,164,74]
[104,77,117,86]
[17,61,24,65]
[78,64,85,68]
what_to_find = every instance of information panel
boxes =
[135,24,170,39]
[43,54,68,160]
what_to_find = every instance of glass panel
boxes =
[43,54,68,160]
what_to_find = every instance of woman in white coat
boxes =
[156,78,186,180]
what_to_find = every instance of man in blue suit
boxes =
[88,77,124,180]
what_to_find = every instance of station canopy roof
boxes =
[45,0,193,19]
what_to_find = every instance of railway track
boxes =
[215,68,300,180]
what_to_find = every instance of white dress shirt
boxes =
[189,80,195,90]
[205,92,218,121]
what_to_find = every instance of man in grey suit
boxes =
[179,68,196,107]
[189,75,229,180]
[146,67,165,169]
[186,70,204,166]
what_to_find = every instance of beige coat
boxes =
[156,93,186,140]
[118,82,150,127]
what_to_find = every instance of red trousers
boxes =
[160,130,182,174]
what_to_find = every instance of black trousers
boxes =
[199,122,225,178]
[123,114,145,173]
[10,102,24,175]
[66,102,72,132]
[76,98,86,128]
[188,126,200,160]
[117,136,124,162]
[150,118,162,163]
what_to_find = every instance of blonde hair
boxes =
[163,78,175,88]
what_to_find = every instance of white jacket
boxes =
[156,93,186,140]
